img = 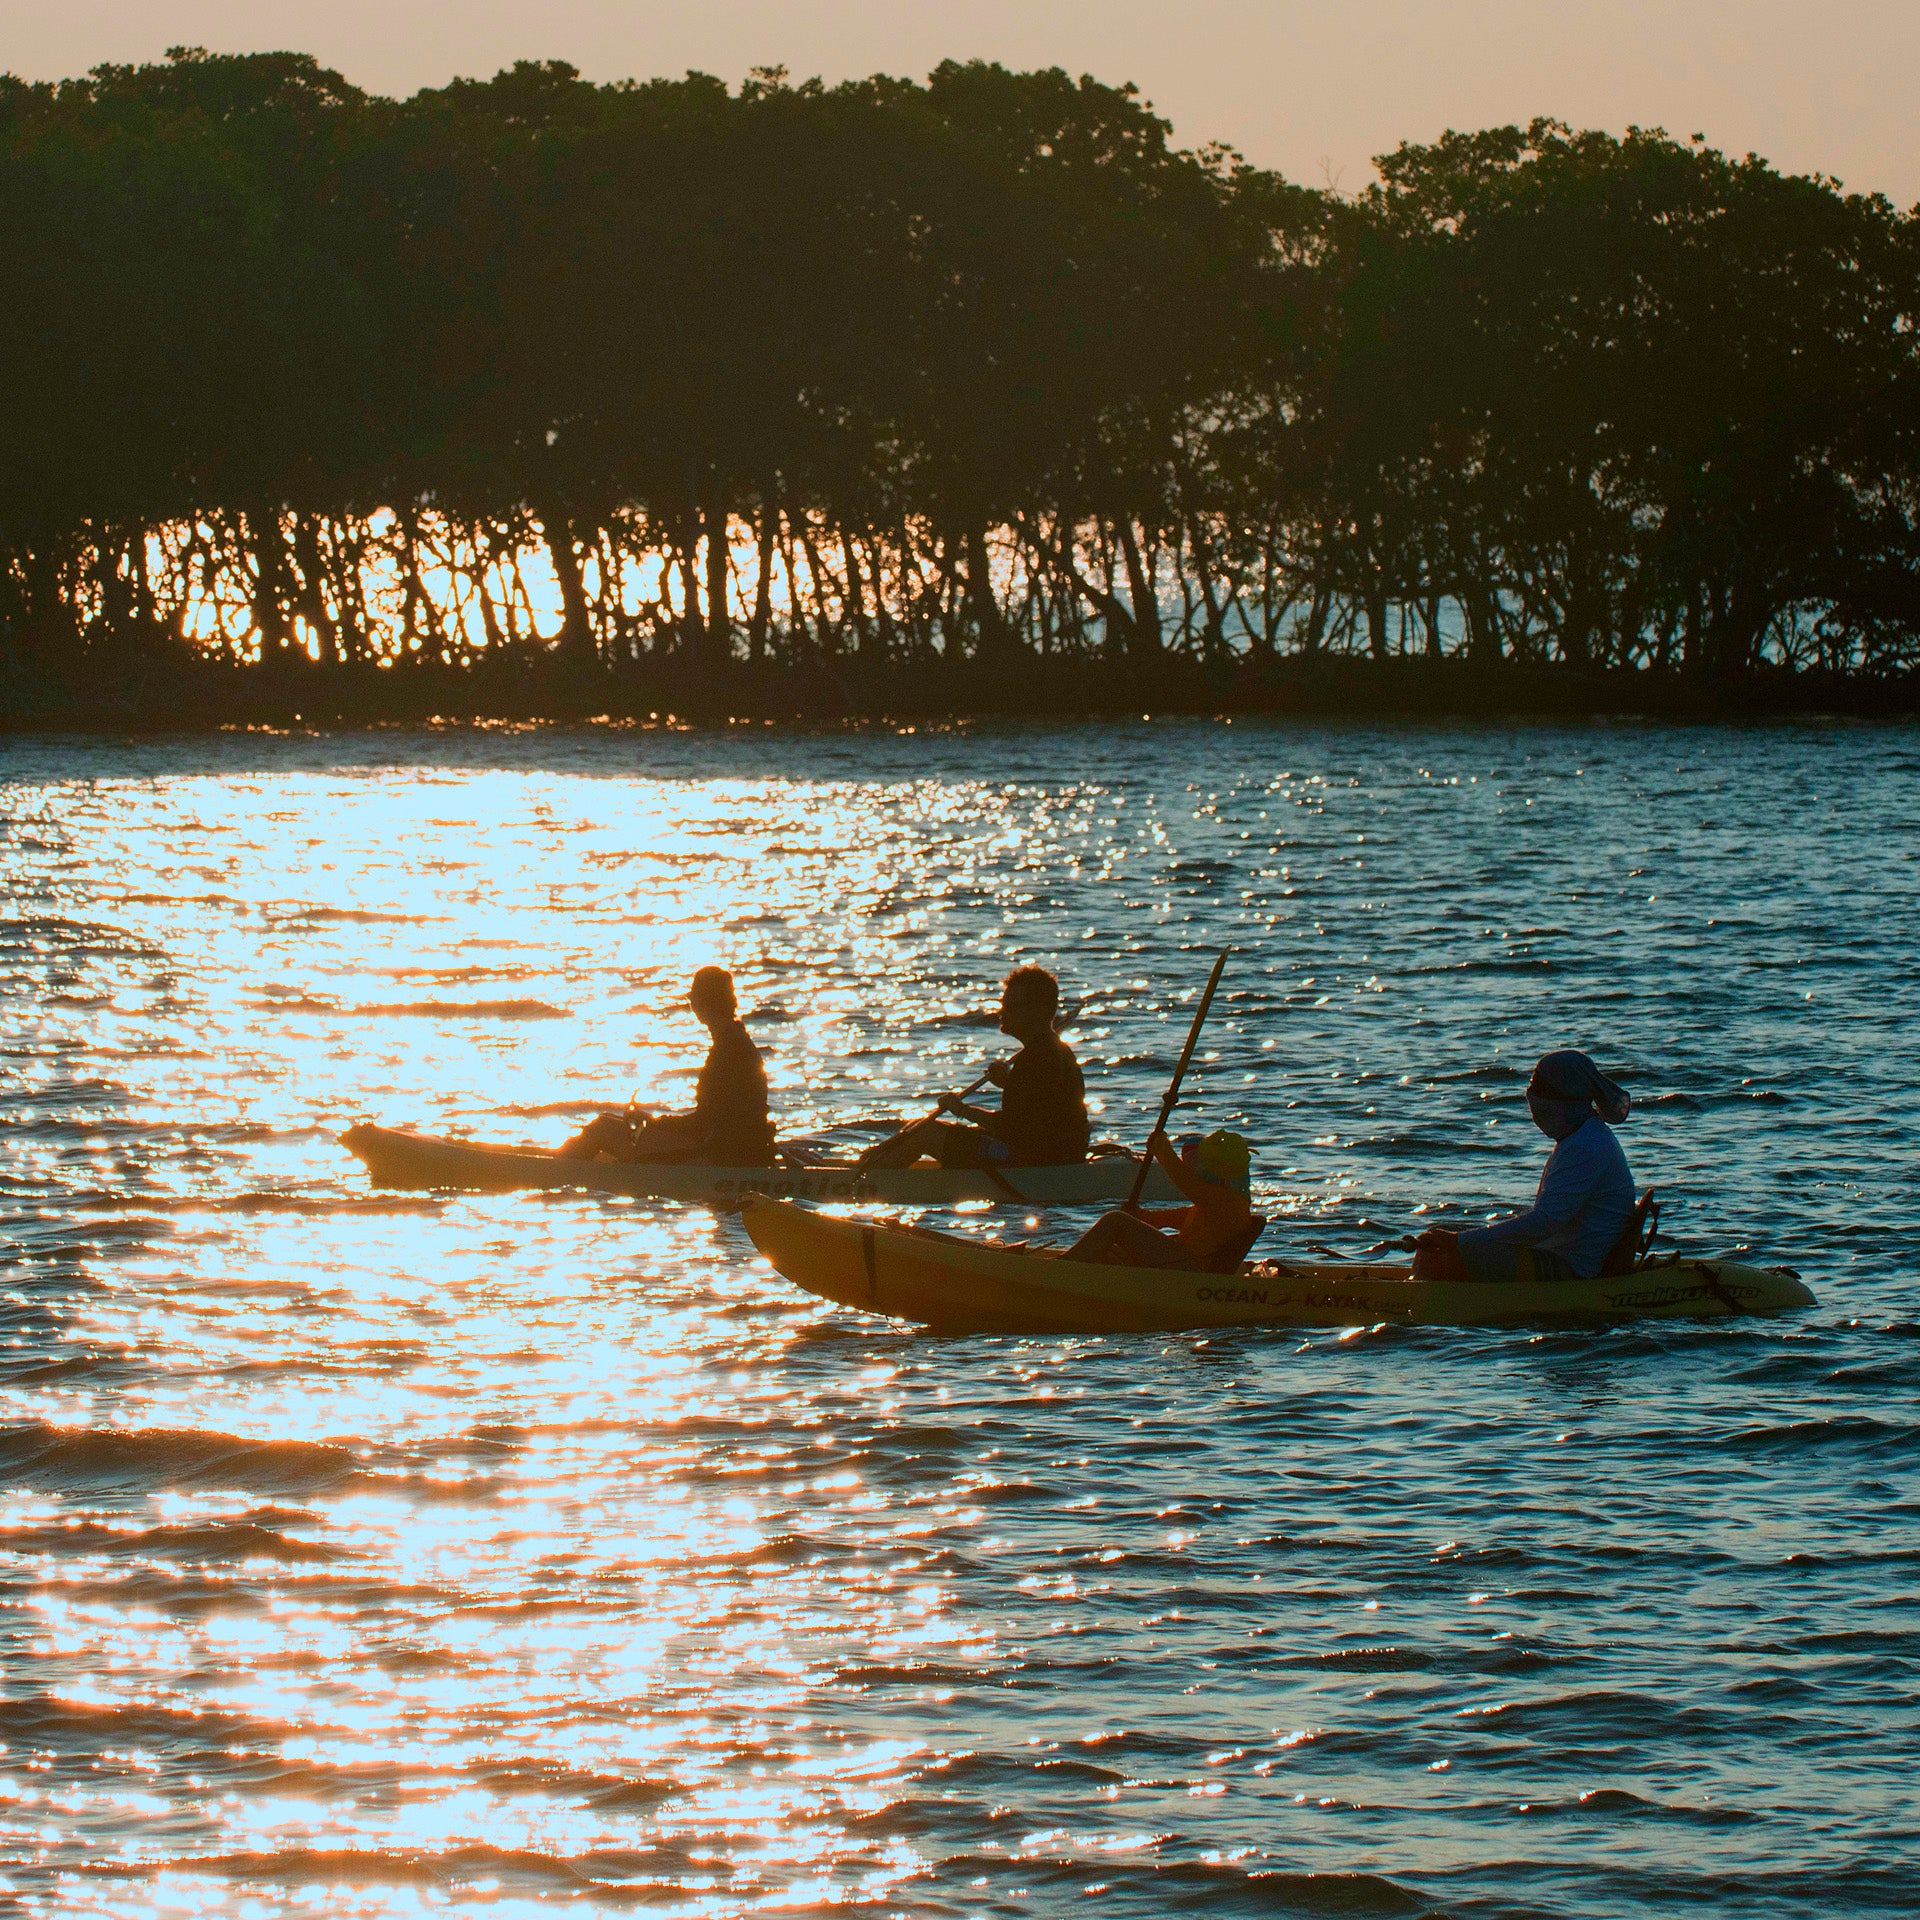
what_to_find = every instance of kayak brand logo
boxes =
[1605,1280,1756,1311]
[1196,1285,1269,1304]
[712,1175,870,1200]
[1298,1289,1415,1318]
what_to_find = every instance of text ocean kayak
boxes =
[340,1124,1178,1208]
[740,1197,1817,1332]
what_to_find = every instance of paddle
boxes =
[822,994,1101,1165]
[1124,948,1230,1212]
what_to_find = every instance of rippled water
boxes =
[2,721,1917,1918]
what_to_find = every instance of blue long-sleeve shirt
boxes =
[1457,1115,1635,1279]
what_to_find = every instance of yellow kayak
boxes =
[741,1197,1817,1333]
[341,1124,1178,1208]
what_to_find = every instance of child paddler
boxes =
[1063,1128,1257,1269]
[857,965,1089,1172]
[560,965,775,1167]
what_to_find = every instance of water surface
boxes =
[2,720,1915,1917]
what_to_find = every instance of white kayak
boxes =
[340,1124,1179,1208]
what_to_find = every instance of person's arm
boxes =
[1459,1133,1597,1248]
[1151,1130,1213,1206]
[936,1092,998,1127]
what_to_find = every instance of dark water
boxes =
[1,721,1915,1917]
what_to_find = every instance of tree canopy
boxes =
[2,50,1916,707]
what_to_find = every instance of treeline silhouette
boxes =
[3,47,1918,720]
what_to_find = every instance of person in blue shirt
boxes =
[1414,1050,1636,1283]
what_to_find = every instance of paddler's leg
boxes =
[617,1112,707,1163]
[1420,1235,1577,1283]
[855,1116,946,1170]
[558,1110,645,1160]
[1061,1210,1186,1268]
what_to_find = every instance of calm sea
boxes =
[1,721,1915,1918]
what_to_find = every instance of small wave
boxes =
[1315,1645,1435,1670]
[469,1100,605,1118]
[352,999,571,1021]
[0,1076,130,1110]
[369,965,541,983]
[1512,1786,1753,1826]
[0,1692,292,1757]
[0,1423,357,1494]
[1726,1416,1920,1456]
[0,1520,348,1563]
[274,907,443,926]
[73,1192,444,1217]
[923,1856,1434,1914]
[1461,1688,1707,1740]
[182,1845,624,1894]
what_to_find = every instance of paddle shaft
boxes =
[1125,949,1230,1210]
[925,1067,994,1125]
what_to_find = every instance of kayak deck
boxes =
[741,1197,1817,1332]
[340,1124,1177,1208]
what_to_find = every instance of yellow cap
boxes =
[1193,1129,1251,1193]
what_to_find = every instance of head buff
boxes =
[1186,1128,1252,1194]
[1528,1049,1631,1125]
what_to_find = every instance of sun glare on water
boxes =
[3,725,1914,1916]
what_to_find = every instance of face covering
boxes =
[1528,1090,1593,1141]
[1527,1050,1631,1135]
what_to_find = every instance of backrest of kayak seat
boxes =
[1207,1215,1269,1274]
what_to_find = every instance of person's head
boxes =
[998,964,1058,1040]
[689,965,737,1026]
[1526,1049,1630,1140]
[1181,1128,1252,1195]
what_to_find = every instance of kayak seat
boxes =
[1206,1214,1268,1274]
[1600,1190,1661,1277]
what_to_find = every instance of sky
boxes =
[7,0,1915,205]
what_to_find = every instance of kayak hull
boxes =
[740,1197,1818,1332]
[340,1124,1177,1208]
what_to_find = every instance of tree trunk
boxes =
[963,526,1009,660]
[1465,581,1503,663]
[749,502,776,664]
[778,512,814,657]
[244,508,294,663]
[799,519,840,652]
[292,515,340,666]
[1186,517,1229,668]
[1300,579,1330,657]
[1115,519,1161,660]
[539,508,595,666]
[94,529,137,656]
[704,489,732,665]
[840,527,872,656]
[1364,583,1389,661]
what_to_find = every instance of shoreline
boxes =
[5,656,1918,735]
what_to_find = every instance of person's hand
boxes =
[1413,1226,1457,1250]
[935,1092,964,1116]
[985,1059,1010,1087]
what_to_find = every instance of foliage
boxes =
[1,53,1916,689]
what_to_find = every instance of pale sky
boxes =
[7,0,1916,205]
